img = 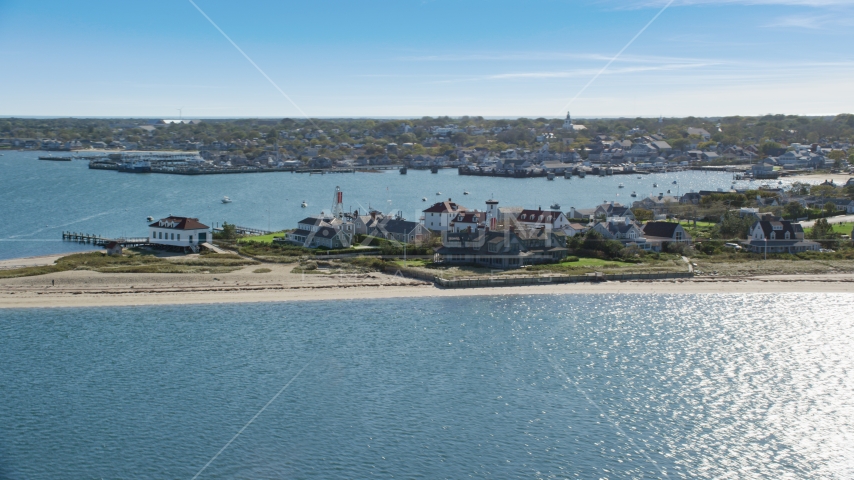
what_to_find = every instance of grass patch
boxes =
[0,264,66,279]
[238,232,286,245]
[0,251,259,278]
[253,268,272,273]
[391,259,431,268]
[805,222,853,236]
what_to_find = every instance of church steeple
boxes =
[563,111,573,129]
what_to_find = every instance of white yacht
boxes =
[301,201,308,208]
[221,196,232,204]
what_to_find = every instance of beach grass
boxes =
[0,252,259,278]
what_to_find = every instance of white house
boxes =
[514,208,578,236]
[149,216,211,251]
[422,199,467,232]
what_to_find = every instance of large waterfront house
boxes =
[367,218,431,244]
[284,215,352,249]
[741,220,820,254]
[640,222,691,251]
[148,216,210,252]
[513,207,580,236]
[422,199,467,232]
[591,218,644,243]
[567,203,634,223]
[449,211,487,233]
[435,226,568,269]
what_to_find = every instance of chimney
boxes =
[370,211,376,220]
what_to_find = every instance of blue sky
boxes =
[1,0,853,118]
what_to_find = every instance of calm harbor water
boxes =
[2,150,760,260]
[1,294,852,478]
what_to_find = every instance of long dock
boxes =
[62,232,149,247]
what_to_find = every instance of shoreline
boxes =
[2,272,852,309]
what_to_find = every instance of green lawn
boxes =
[805,223,853,236]
[237,231,286,244]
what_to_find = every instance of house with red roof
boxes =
[148,216,211,252]
[422,199,467,232]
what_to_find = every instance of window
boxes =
[159,232,162,239]
[171,233,175,240]
[177,234,180,241]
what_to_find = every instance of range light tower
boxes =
[331,186,344,220]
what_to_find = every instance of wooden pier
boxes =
[62,232,149,247]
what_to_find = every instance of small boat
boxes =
[667,189,671,194]
[577,171,586,178]
[399,167,407,174]
[147,216,154,222]
[547,173,555,180]
[550,203,561,210]
[221,196,232,204]
[422,197,427,202]
[630,191,637,198]
[637,176,641,179]
[430,166,439,174]
[463,191,470,195]
[653,183,658,188]
[672,180,677,184]
[436,192,441,195]
[301,201,307,208]
[564,171,572,179]
[618,183,624,188]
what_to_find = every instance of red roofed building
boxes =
[422,199,467,232]
[149,216,210,251]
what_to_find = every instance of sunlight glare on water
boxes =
[0,294,852,478]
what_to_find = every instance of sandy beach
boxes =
[788,173,854,184]
[1,263,852,309]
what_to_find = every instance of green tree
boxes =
[633,208,653,222]
[718,212,753,239]
[809,218,839,248]
[784,201,805,220]
[824,202,836,215]
[216,222,237,241]
[451,132,469,145]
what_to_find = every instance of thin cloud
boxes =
[395,52,711,64]
[763,14,854,28]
